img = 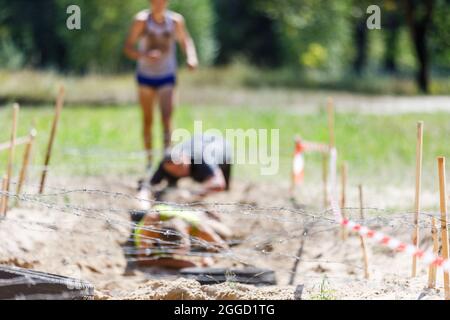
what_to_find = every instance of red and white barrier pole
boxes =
[290,137,305,196]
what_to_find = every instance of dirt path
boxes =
[179,86,450,114]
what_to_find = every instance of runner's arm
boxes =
[174,14,198,70]
[123,18,146,61]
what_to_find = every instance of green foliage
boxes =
[0,0,448,89]
[55,0,134,72]
[259,0,354,75]
[430,0,450,71]
[212,0,283,67]
[301,43,328,69]
[0,37,25,69]
[0,0,216,72]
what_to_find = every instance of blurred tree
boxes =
[212,0,282,67]
[0,0,67,69]
[353,19,368,75]
[350,1,370,75]
[259,0,353,74]
[429,0,450,72]
[0,0,448,93]
[402,0,435,93]
[0,0,216,73]
[383,0,403,73]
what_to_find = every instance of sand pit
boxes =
[107,278,294,300]
[0,175,445,300]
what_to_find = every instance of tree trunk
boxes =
[412,24,430,93]
[384,14,401,73]
[353,19,368,75]
[403,0,435,94]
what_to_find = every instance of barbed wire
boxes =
[2,177,447,231]
[0,177,445,299]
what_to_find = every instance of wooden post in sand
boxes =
[16,128,37,199]
[39,86,65,194]
[412,121,424,277]
[4,103,19,214]
[358,184,370,279]
[438,157,449,300]
[0,175,8,216]
[327,98,335,148]
[428,217,438,288]
[325,97,335,209]
[340,162,348,240]
[322,153,328,208]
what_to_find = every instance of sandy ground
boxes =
[0,175,446,300]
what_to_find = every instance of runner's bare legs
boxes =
[158,86,175,149]
[138,86,157,165]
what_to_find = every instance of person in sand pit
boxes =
[149,134,233,196]
[129,203,232,270]
[124,0,198,171]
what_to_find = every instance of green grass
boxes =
[309,277,337,300]
[0,104,449,187]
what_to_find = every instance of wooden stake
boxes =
[16,128,37,199]
[412,121,424,277]
[39,86,65,194]
[358,184,370,279]
[327,98,335,148]
[438,156,449,300]
[5,103,19,214]
[322,153,328,208]
[326,98,335,210]
[340,162,348,240]
[1,175,8,216]
[428,216,438,288]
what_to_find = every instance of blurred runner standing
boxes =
[124,0,198,171]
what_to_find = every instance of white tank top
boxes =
[137,10,177,77]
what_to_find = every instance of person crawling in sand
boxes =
[148,134,232,197]
[124,196,232,271]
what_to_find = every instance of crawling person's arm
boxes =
[150,162,167,186]
[167,219,192,256]
[192,224,229,252]
[196,169,226,197]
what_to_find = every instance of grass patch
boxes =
[1,68,449,106]
[0,104,448,187]
[309,277,337,300]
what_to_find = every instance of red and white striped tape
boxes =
[0,136,30,152]
[327,147,450,272]
[302,141,329,154]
